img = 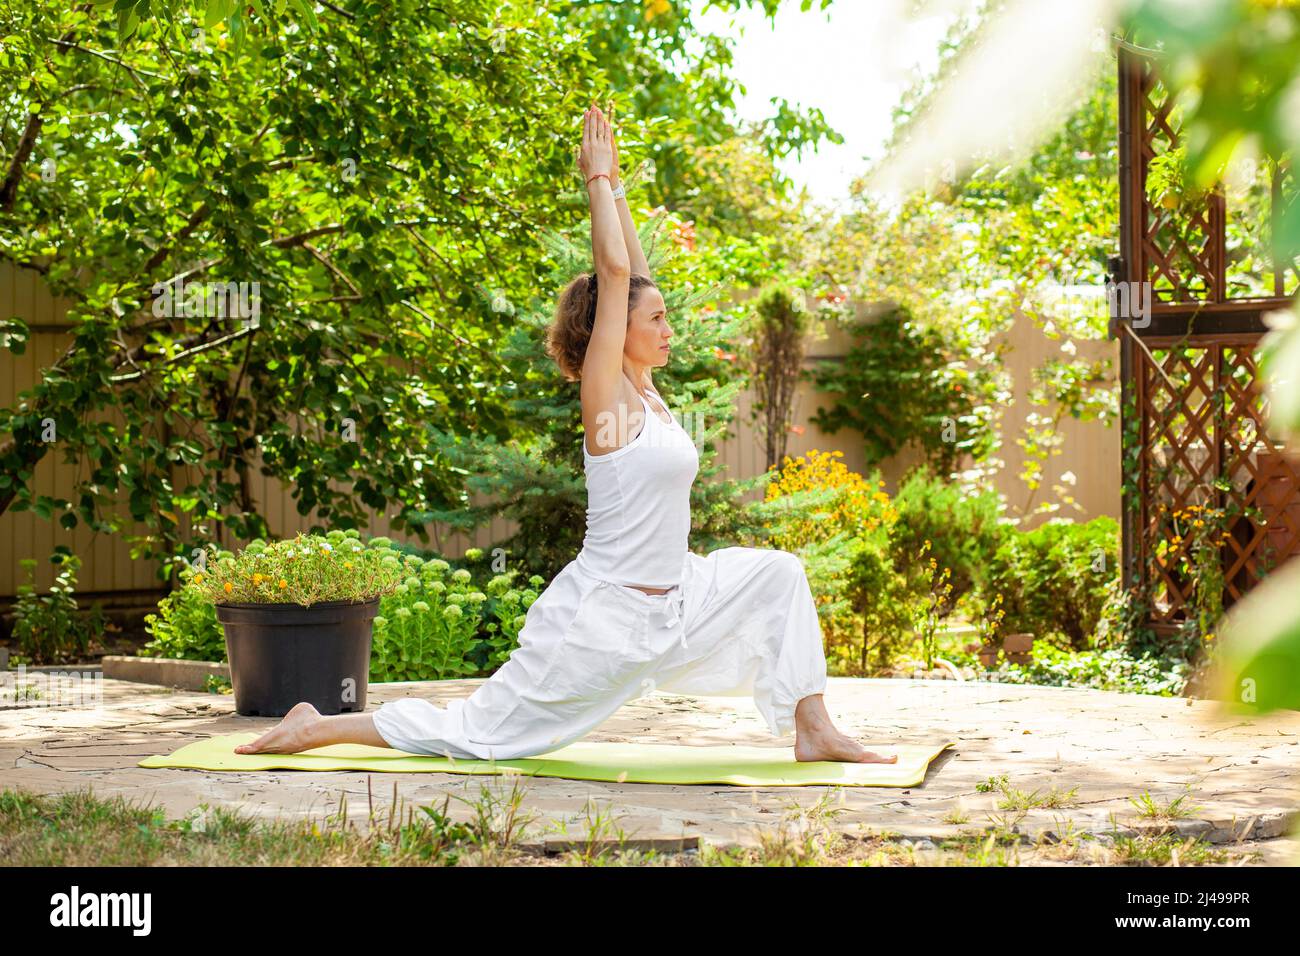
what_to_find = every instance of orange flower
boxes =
[671,220,696,252]
[279,579,288,588]
[223,582,233,594]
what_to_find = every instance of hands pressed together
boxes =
[578,99,620,186]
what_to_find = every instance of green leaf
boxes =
[206,0,230,29]
[117,7,140,41]
[1213,557,1300,713]
[287,0,319,31]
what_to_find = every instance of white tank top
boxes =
[575,381,700,588]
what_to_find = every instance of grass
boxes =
[0,780,1257,867]
[1128,787,1204,820]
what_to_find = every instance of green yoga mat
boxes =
[141,733,955,787]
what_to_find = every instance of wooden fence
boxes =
[0,263,1119,606]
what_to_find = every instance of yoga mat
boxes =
[141,733,955,787]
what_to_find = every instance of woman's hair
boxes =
[546,271,658,382]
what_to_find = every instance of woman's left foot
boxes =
[794,727,898,764]
[234,702,322,754]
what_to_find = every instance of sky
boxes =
[689,0,973,211]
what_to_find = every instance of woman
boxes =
[236,102,895,766]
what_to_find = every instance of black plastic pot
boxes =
[215,597,379,718]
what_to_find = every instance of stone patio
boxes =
[3,671,1298,862]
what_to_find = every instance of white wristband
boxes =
[610,182,626,201]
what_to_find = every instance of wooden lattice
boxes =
[1137,66,1224,304]
[1134,339,1300,629]
[1117,40,1300,636]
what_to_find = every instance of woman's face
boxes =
[625,285,673,366]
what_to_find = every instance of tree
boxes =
[808,303,978,474]
[744,285,811,473]
[0,0,843,583]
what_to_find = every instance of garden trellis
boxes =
[1114,39,1299,636]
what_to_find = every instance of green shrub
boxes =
[839,528,915,674]
[974,643,1191,696]
[12,553,104,666]
[988,516,1120,650]
[889,467,1007,611]
[807,303,980,474]
[140,584,224,662]
[750,450,917,673]
[370,559,546,682]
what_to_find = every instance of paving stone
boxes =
[1,675,1297,861]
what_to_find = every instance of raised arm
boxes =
[582,106,629,282]
[576,103,632,451]
[606,102,650,278]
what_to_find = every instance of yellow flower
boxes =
[344,561,353,569]
[253,573,264,584]
[194,573,204,584]
[279,579,288,588]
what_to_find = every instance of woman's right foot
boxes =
[794,726,898,764]
[234,701,322,754]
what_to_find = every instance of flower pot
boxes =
[215,597,379,717]
[1001,632,1034,665]
[977,645,999,669]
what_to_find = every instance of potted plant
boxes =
[186,530,403,717]
[975,593,1005,670]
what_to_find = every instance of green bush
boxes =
[141,532,549,682]
[973,643,1191,696]
[12,553,104,666]
[988,516,1120,650]
[370,559,546,683]
[807,303,980,474]
[889,467,1007,611]
[141,584,224,662]
[840,528,915,674]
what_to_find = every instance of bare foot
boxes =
[234,702,322,754]
[794,727,898,764]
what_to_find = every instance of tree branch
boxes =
[137,202,211,278]
[44,36,162,87]
[0,110,44,212]
[400,298,510,375]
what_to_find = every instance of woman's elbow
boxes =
[596,257,631,279]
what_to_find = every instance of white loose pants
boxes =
[371,547,830,759]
